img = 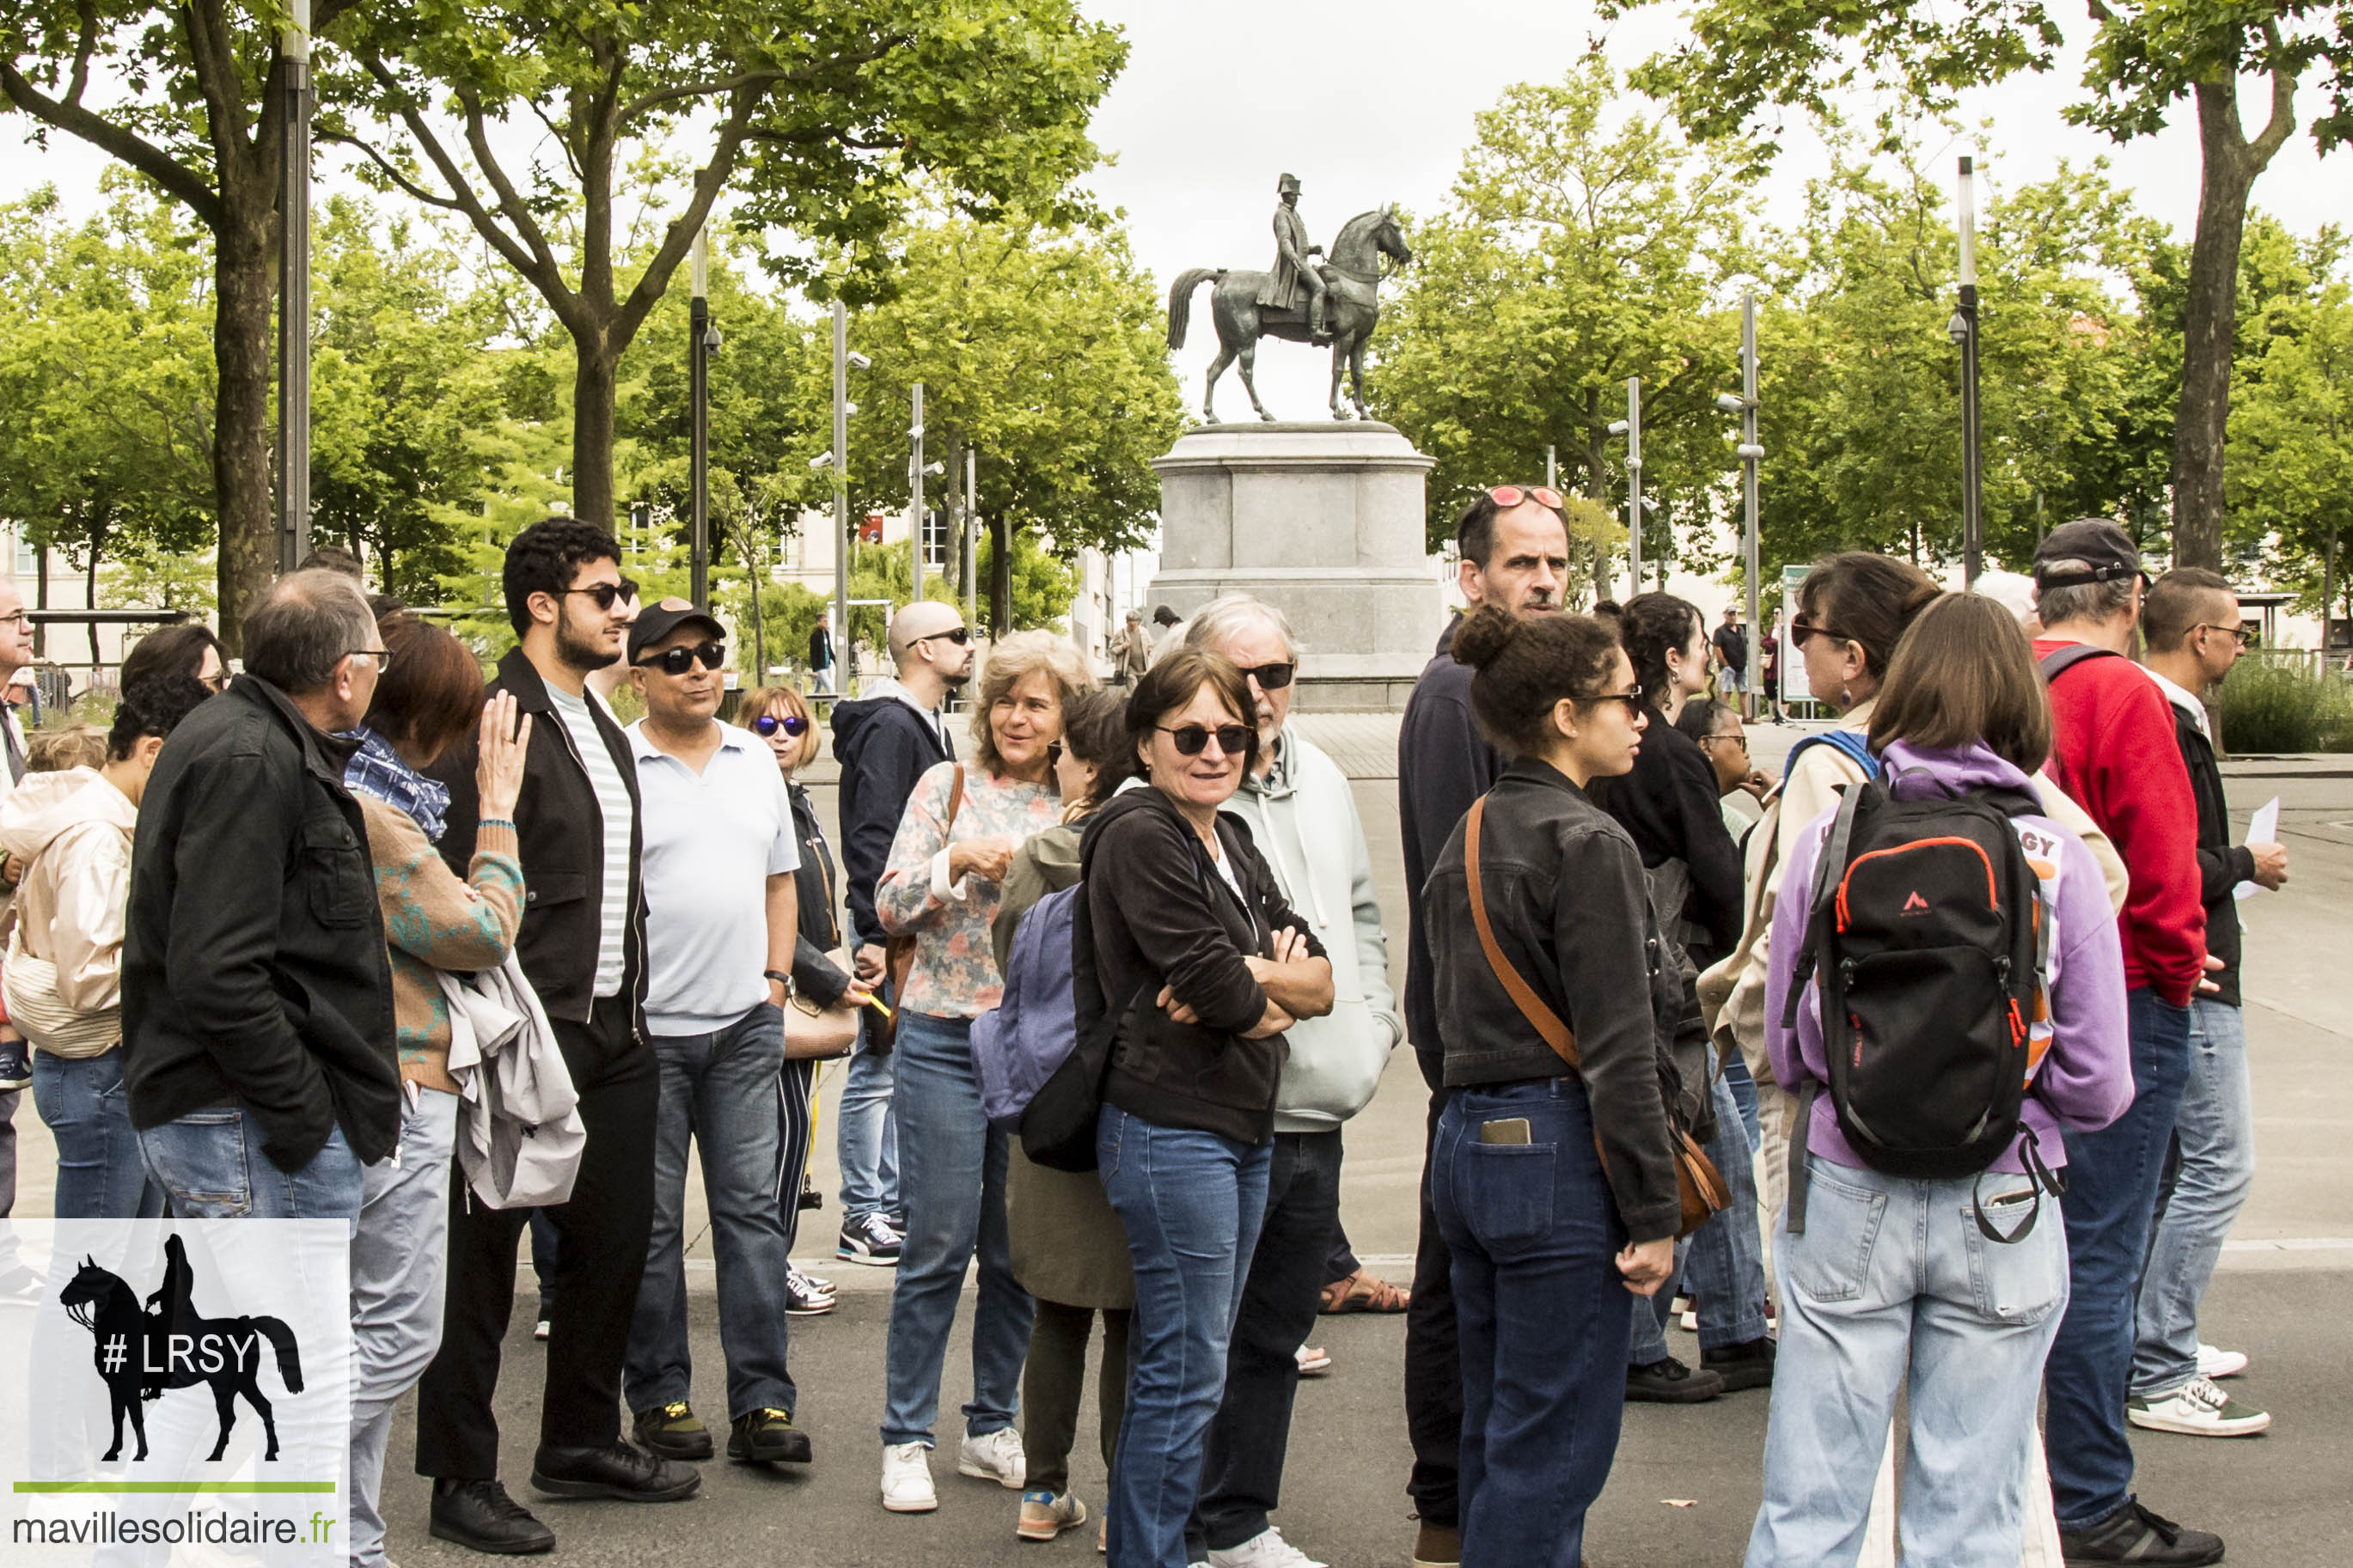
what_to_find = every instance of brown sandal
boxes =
[1320,1268,1410,1315]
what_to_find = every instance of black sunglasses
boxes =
[1235,661,1296,690]
[1789,617,1848,648]
[1047,740,1065,767]
[1586,685,1646,716]
[1159,723,1253,758]
[752,712,810,738]
[912,626,971,647]
[636,640,725,675]
[564,578,639,612]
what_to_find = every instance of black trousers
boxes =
[1023,1300,1132,1496]
[1188,1129,1343,1555]
[1405,1063,1463,1529]
[415,993,658,1480]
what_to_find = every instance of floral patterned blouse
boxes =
[876,760,1061,1019]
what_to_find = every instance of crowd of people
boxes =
[0,497,2286,1568]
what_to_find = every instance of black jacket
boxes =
[1425,758,1686,1243]
[2167,699,2251,1007]
[788,782,854,1008]
[429,649,646,1032]
[832,686,953,949]
[1590,718,1745,962]
[1082,787,1327,1145]
[122,675,399,1169]
[1399,618,1499,1070]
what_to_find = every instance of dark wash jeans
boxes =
[2044,987,2191,1532]
[1432,1077,1634,1568]
[1405,1057,1464,1529]
[1187,1129,1343,1557]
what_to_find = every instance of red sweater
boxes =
[2035,638,2206,1004]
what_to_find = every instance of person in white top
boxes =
[0,577,40,1303]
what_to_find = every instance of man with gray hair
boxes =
[1182,595,1402,1568]
[124,569,397,1220]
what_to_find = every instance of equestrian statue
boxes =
[1166,174,1413,424]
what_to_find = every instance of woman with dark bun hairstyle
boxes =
[1420,602,1685,1567]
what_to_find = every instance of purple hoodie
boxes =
[1767,740,2134,1173]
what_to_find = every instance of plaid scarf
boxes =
[343,725,452,843]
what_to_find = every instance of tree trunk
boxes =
[33,547,46,659]
[988,512,1012,634]
[213,201,278,655]
[571,333,619,528]
[941,426,966,601]
[86,534,101,663]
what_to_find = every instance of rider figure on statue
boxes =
[1256,172,1331,345]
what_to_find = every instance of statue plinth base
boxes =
[1147,422,1441,713]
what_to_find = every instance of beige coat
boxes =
[0,768,135,1058]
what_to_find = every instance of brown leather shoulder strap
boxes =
[1465,796,1581,1072]
[945,763,966,830]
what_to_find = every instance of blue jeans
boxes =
[1721,1053,1763,1150]
[880,1012,1032,1447]
[32,1051,161,1220]
[138,1107,364,1219]
[625,1004,798,1419]
[1097,1103,1271,1568]
[351,1087,457,1568]
[1745,1158,2068,1567]
[1632,1057,1769,1361]
[836,1012,901,1223]
[2131,998,2253,1398]
[1432,1078,1631,1568]
[2044,989,2191,1532]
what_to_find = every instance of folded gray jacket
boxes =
[440,953,584,1208]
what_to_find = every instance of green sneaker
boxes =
[2127,1375,2271,1437]
[727,1407,812,1465]
[632,1400,713,1461]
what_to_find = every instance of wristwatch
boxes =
[763,969,794,997]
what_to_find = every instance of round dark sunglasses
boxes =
[1159,723,1253,757]
[637,640,725,675]
[752,712,810,738]
[1236,661,1295,690]
[564,578,640,612]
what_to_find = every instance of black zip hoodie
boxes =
[832,681,953,949]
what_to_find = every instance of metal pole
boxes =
[832,300,849,680]
[688,228,710,609]
[1625,376,1643,600]
[1957,155,1983,587]
[964,446,978,624]
[274,0,313,574]
[1741,291,1762,722]
[909,382,925,606]
[1546,444,1556,491]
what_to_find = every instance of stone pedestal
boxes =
[1147,422,1440,711]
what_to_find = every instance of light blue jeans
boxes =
[138,1107,364,1220]
[1632,1056,1769,1361]
[836,1014,901,1223]
[1745,1157,2069,1568]
[2131,998,2254,1398]
[1097,1104,1272,1568]
[351,1087,458,1568]
[32,1050,161,1220]
[880,1011,1032,1448]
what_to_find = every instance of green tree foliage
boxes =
[2228,227,2353,622]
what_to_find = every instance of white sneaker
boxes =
[958,1426,1027,1488]
[1678,1309,1698,1333]
[1207,1526,1330,1568]
[881,1441,938,1512]
[2197,1342,2248,1380]
[2127,1375,2271,1437]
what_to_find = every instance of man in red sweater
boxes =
[2030,518,2218,1568]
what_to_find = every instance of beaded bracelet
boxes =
[478,817,517,833]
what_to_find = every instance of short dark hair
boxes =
[1125,646,1260,777]
[108,674,214,762]
[1869,594,2052,774]
[1797,552,1940,682]
[362,613,486,761]
[1453,489,1568,573]
[1452,601,1623,760]
[1058,686,1139,812]
[503,516,622,636]
[2142,567,2234,654]
[296,544,365,581]
[1152,605,1179,626]
[119,623,224,693]
[1675,698,1736,746]
[243,570,379,695]
[1617,592,1704,711]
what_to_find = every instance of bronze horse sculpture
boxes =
[1167,206,1412,424]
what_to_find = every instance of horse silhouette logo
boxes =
[56,1234,304,1463]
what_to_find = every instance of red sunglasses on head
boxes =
[1487,485,1565,510]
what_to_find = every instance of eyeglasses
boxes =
[563,579,639,613]
[1487,485,1565,511]
[349,647,394,672]
[0,610,29,630]
[1047,741,1065,767]
[1586,685,1645,716]
[2191,623,2256,648]
[1158,723,1253,758]
[636,640,725,675]
[1697,730,1748,750]
[1789,618,1849,648]
[752,712,810,738]
[911,626,971,647]
[1234,661,1295,690]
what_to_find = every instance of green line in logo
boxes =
[13,1481,338,1494]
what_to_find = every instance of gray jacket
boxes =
[442,952,584,1209]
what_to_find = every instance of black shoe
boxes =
[631,1400,713,1461]
[529,1442,701,1503]
[2058,1499,2224,1565]
[1626,1355,1725,1404]
[429,1479,556,1555]
[727,1407,814,1464]
[0,1042,28,1092]
[1701,1336,1776,1392]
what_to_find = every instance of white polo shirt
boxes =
[626,719,801,1036]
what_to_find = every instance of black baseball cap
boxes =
[627,596,724,663]
[2032,518,2142,589]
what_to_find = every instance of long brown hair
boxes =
[1798,552,1940,682]
[1868,594,2052,773]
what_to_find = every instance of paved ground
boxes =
[26,712,2352,1564]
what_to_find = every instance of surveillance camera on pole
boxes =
[1717,292,1765,718]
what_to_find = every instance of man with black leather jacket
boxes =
[413,518,695,1553]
